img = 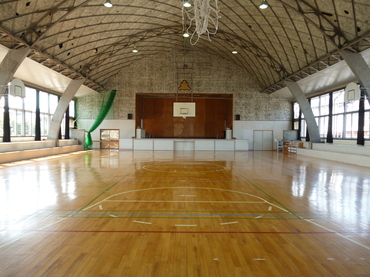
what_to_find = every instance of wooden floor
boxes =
[0,149,369,276]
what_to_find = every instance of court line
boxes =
[105,200,266,204]
[77,173,130,214]
[0,217,69,249]
[305,219,370,251]
[82,187,290,212]
[220,221,238,225]
[239,175,299,218]
[134,220,152,225]
[240,175,370,251]
[29,230,370,235]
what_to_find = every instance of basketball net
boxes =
[182,0,220,45]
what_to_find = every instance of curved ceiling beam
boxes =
[51,24,287,81]
[31,2,181,46]
[220,1,290,72]
[277,0,348,49]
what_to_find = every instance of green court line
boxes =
[72,173,130,217]
[239,174,301,219]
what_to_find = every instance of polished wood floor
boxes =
[0,149,369,276]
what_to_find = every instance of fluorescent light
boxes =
[104,1,113,8]
[259,0,268,9]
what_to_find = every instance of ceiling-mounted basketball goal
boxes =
[0,78,26,98]
[344,82,360,103]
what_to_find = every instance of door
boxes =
[253,130,273,150]
[100,129,119,149]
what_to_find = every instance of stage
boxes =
[118,138,249,151]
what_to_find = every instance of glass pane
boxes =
[293,102,300,119]
[365,96,370,110]
[40,92,49,113]
[333,90,345,114]
[110,130,119,140]
[0,97,3,137]
[320,94,329,115]
[300,120,306,137]
[311,96,320,116]
[24,111,33,136]
[60,116,65,137]
[49,94,59,114]
[16,110,23,136]
[319,116,328,138]
[41,113,49,136]
[365,112,370,139]
[9,109,16,136]
[345,113,358,139]
[333,114,343,138]
[9,95,23,109]
[101,130,110,141]
[294,121,299,130]
[24,87,36,111]
[69,100,75,118]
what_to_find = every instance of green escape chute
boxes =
[85,90,116,149]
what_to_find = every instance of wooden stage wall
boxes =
[136,94,233,138]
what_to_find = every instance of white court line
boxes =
[109,214,117,218]
[220,221,239,225]
[255,216,263,219]
[134,220,152,225]
[0,217,69,249]
[175,224,197,227]
[99,205,103,210]
[82,187,290,212]
[105,200,265,204]
[305,219,370,251]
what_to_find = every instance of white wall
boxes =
[78,119,290,150]
[78,119,135,148]
[233,120,291,150]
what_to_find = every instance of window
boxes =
[294,86,369,141]
[2,85,76,139]
[310,95,329,138]
[0,97,3,137]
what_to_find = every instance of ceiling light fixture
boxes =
[183,32,190,38]
[259,0,268,9]
[132,47,138,53]
[232,50,238,54]
[104,1,113,8]
[183,1,192,8]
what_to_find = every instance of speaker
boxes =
[128,113,133,119]
[235,114,240,120]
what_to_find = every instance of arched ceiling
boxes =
[0,0,369,94]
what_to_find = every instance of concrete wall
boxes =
[77,51,291,121]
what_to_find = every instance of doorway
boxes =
[253,130,273,150]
